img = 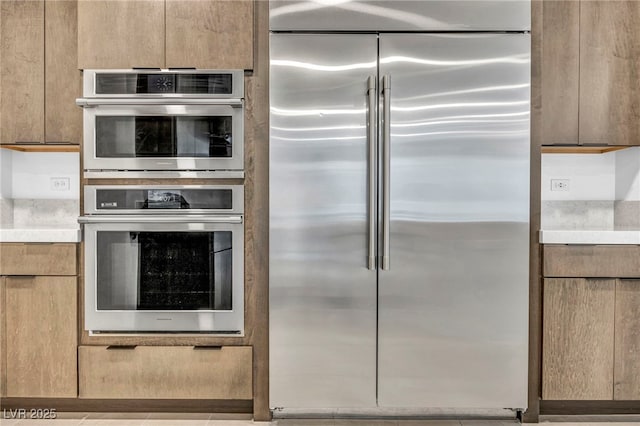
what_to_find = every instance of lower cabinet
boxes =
[614,279,640,400]
[542,278,615,400]
[542,245,640,401]
[2,276,78,397]
[78,345,253,400]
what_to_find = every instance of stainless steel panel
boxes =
[270,0,530,32]
[77,98,243,107]
[377,33,530,408]
[270,33,378,408]
[82,170,245,179]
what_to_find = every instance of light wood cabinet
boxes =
[165,0,253,69]
[0,0,81,145]
[0,0,45,145]
[542,0,640,146]
[580,2,640,146]
[541,0,579,145]
[79,345,252,399]
[614,279,640,400]
[0,243,77,276]
[2,276,78,397]
[543,245,640,278]
[542,278,616,400]
[78,0,254,70]
[77,0,164,69]
[45,0,82,144]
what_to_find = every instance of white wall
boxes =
[541,152,616,201]
[615,147,640,201]
[1,151,79,200]
[0,148,13,198]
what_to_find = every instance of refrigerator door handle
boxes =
[381,75,391,271]
[367,75,377,270]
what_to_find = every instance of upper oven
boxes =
[77,70,244,178]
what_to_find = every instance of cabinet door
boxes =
[542,278,615,400]
[0,0,45,144]
[77,0,164,69]
[541,0,579,145]
[580,2,640,146]
[45,0,82,144]
[165,0,253,70]
[614,279,640,400]
[4,276,77,397]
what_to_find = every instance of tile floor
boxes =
[1,416,640,426]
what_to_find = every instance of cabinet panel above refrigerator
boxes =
[270,0,530,32]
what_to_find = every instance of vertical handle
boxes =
[367,76,377,270]
[381,75,391,271]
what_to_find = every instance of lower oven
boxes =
[79,185,244,334]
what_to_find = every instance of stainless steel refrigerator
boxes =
[269,0,530,414]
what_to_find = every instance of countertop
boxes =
[0,225,81,243]
[540,229,640,245]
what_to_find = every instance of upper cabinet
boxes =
[579,2,640,146]
[541,1,579,145]
[0,0,81,145]
[45,0,82,143]
[78,0,253,70]
[0,1,45,145]
[77,0,164,69]
[542,1,640,146]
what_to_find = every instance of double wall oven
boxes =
[78,70,245,334]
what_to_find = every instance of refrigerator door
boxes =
[270,34,378,408]
[377,34,530,409]
[270,0,530,32]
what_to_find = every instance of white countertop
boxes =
[540,230,640,245]
[0,225,81,243]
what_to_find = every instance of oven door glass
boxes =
[96,231,232,311]
[95,116,232,158]
[84,105,243,171]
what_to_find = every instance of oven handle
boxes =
[78,215,243,224]
[76,98,244,108]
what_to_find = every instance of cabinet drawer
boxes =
[543,245,640,278]
[0,243,77,276]
[79,345,252,399]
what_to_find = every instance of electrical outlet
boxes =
[550,179,570,192]
[50,177,70,191]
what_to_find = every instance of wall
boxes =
[0,149,79,227]
[615,147,640,201]
[8,151,80,199]
[541,147,640,229]
[0,148,13,224]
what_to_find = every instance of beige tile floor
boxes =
[2,416,640,426]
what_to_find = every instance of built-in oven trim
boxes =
[84,185,244,216]
[83,69,245,99]
[82,218,244,334]
[82,170,246,179]
[82,104,244,172]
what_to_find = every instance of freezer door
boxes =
[378,34,530,409]
[270,0,530,32]
[269,34,378,408]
